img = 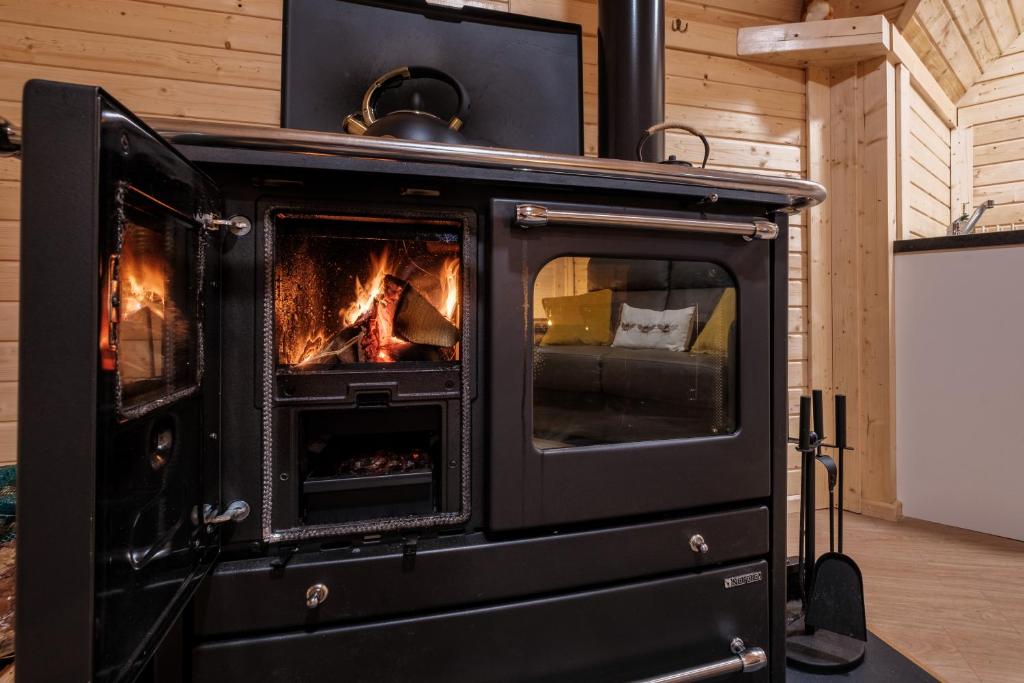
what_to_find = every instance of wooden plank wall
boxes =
[960,41,1024,230]
[904,82,952,237]
[0,0,811,478]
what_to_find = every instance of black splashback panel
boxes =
[282,0,583,154]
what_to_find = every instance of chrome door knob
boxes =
[306,583,329,609]
[689,534,709,554]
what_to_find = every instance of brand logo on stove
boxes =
[724,571,763,589]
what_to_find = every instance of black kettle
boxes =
[344,66,471,145]
[636,122,710,167]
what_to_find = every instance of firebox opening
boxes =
[298,404,443,525]
[274,212,462,371]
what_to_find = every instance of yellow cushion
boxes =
[691,288,736,354]
[540,289,613,346]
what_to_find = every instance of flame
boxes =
[122,266,166,320]
[341,247,392,327]
[439,257,460,323]
[278,240,461,367]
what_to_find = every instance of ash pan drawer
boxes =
[192,560,770,683]
[195,506,768,637]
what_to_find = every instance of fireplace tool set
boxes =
[787,390,868,672]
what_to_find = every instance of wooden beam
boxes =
[738,16,891,66]
[858,57,900,521]
[894,0,923,30]
[829,63,864,514]
[888,25,956,127]
[807,65,833,510]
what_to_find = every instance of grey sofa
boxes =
[533,258,735,447]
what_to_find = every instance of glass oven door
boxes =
[18,81,225,682]
[488,199,775,530]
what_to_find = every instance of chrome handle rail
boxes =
[632,641,767,683]
[139,118,825,212]
[515,204,778,240]
[0,114,827,210]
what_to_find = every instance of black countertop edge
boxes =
[895,230,1024,253]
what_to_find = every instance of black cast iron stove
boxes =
[13,80,823,683]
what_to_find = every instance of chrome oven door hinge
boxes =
[201,213,252,236]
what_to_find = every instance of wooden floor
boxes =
[788,511,1024,682]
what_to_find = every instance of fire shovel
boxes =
[790,393,867,672]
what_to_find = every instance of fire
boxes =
[439,257,460,323]
[337,247,410,362]
[277,237,461,367]
[122,268,166,320]
[342,247,392,328]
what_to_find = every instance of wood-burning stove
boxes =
[15,80,824,682]
[263,205,474,540]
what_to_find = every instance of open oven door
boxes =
[17,81,236,682]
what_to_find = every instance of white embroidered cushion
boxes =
[611,303,696,351]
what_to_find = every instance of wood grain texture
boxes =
[806,65,832,508]
[897,0,1024,102]
[828,64,864,514]
[960,47,1024,230]
[857,58,898,516]
[737,15,892,66]
[903,77,951,238]
[789,511,1024,683]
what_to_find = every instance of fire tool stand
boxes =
[786,391,867,673]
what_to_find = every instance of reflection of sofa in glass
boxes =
[533,258,735,448]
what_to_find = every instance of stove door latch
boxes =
[201,500,251,528]
[201,214,252,237]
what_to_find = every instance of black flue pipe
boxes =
[598,0,665,161]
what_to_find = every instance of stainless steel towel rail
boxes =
[0,114,826,211]
[515,204,779,240]
[632,641,767,683]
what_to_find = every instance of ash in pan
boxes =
[306,440,432,477]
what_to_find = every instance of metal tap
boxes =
[951,200,995,235]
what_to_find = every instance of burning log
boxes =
[389,275,460,347]
[292,273,459,367]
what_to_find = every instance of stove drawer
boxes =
[192,560,769,683]
[195,506,768,637]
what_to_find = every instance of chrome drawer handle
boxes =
[515,204,778,241]
[632,640,767,683]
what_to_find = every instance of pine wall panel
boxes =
[961,43,1024,230]
[0,0,808,472]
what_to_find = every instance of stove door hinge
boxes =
[201,213,252,237]
[200,500,250,530]
[402,535,419,571]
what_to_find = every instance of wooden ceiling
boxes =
[899,0,1024,102]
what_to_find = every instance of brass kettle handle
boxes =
[361,65,470,131]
